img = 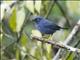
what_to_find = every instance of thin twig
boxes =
[55,1,71,27]
[45,1,55,18]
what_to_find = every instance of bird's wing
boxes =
[40,19,61,30]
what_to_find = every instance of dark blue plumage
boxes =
[33,16,66,34]
[32,16,67,54]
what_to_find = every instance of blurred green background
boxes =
[0,0,80,60]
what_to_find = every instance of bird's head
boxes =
[32,16,43,23]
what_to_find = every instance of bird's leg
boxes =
[42,34,53,41]
[42,34,51,40]
[48,34,52,40]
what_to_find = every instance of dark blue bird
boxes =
[32,16,67,34]
[32,16,68,54]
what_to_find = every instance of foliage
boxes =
[1,1,80,60]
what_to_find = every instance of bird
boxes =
[32,16,68,55]
[32,16,68,35]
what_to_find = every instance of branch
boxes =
[53,19,80,60]
[32,36,80,53]
[64,20,80,44]
[32,20,80,60]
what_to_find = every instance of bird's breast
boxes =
[35,23,55,34]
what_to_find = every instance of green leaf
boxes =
[16,7,25,32]
[16,48,20,60]
[9,7,16,32]
[35,47,42,60]
[35,1,41,14]
[20,33,28,46]
[1,1,16,20]
[67,53,74,60]
[25,1,34,14]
